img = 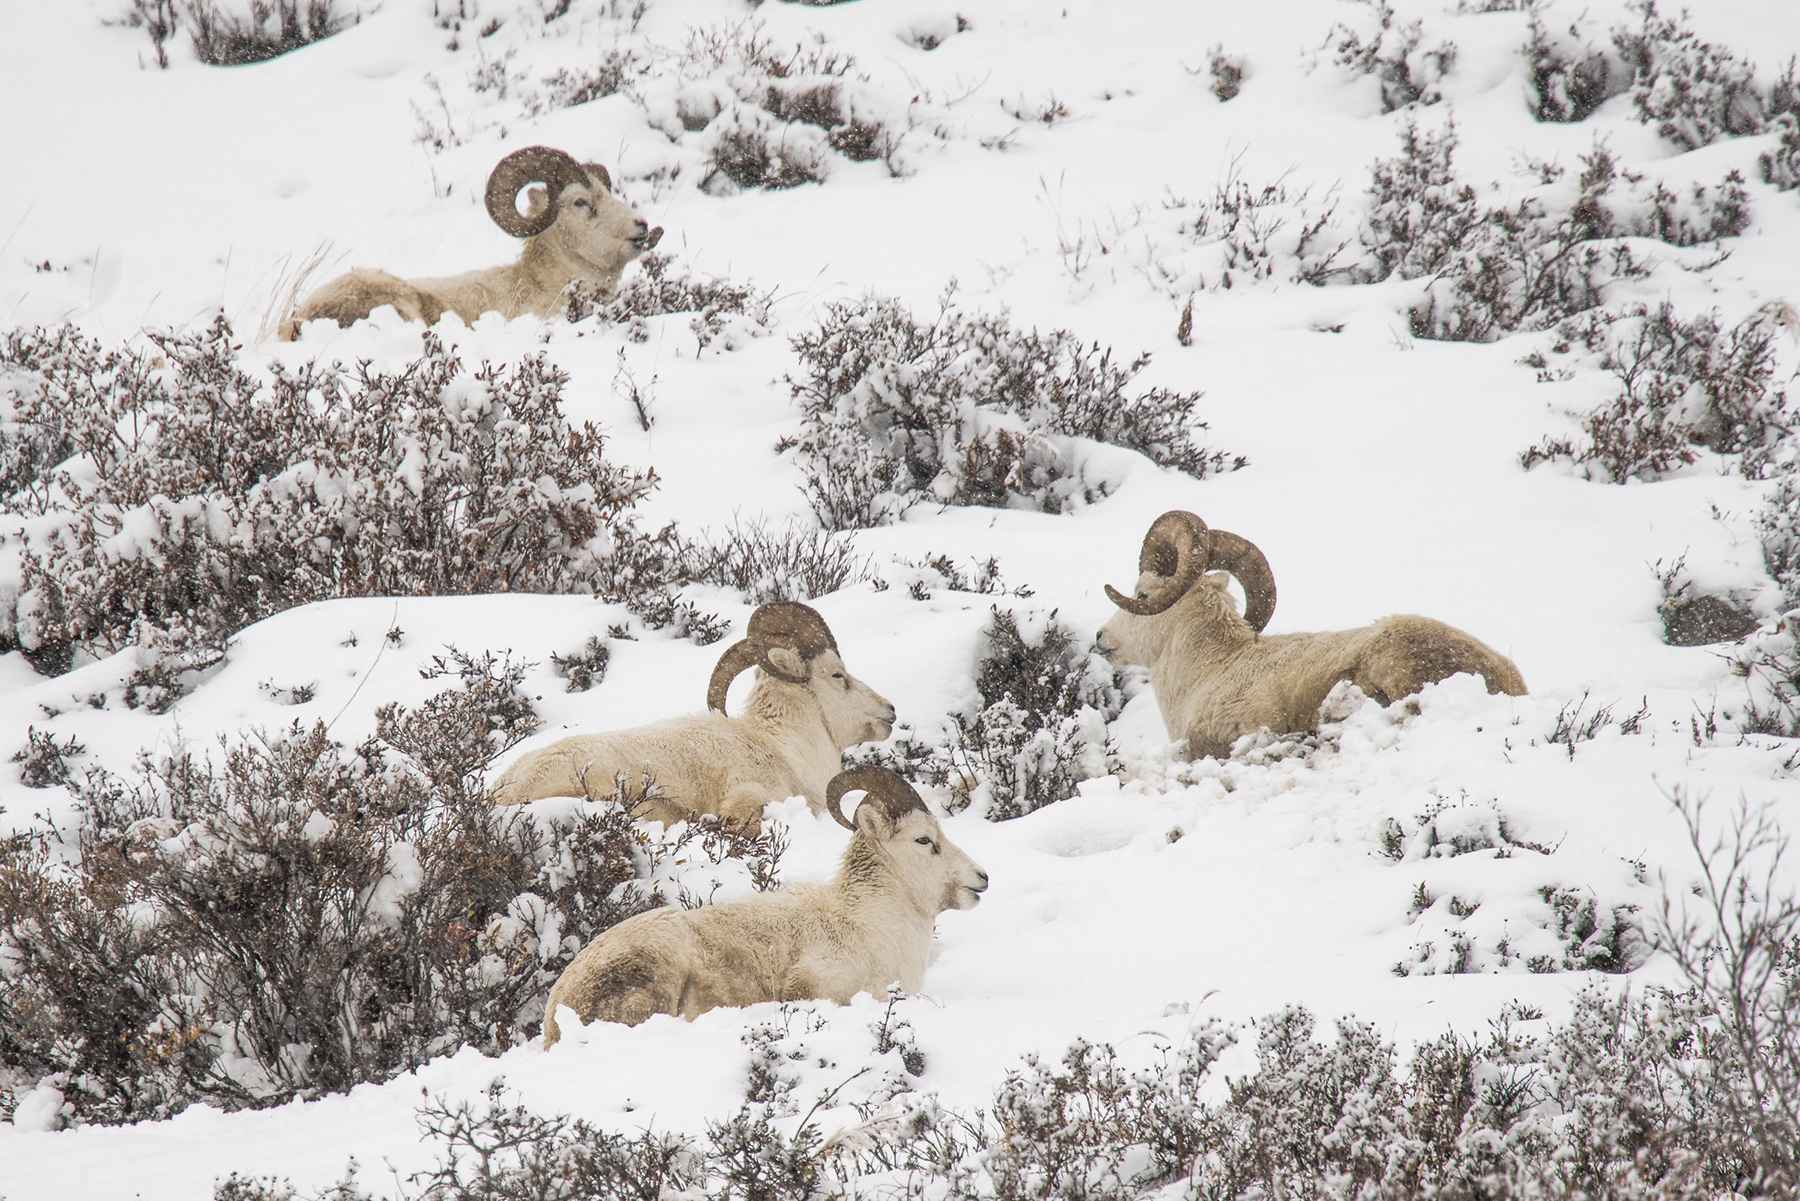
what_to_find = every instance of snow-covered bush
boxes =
[1759,473,1800,617]
[1324,0,1456,113]
[1206,45,1245,101]
[883,551,1033,601]
[564,250,773,352]
[1763,112,1800,191]
[1613,0,1766,151]
[1732,479,1800,739]
[322,955,1796,1199]
[0,318,697,677]
[868,609,1123,820]
[1363,124,1751,341]
[1361,119,1481,282]
[788,290,1241,529]
[700,103,834,191]
[653,21,904,191]
[1526,11,1623,123]
[1521,302,1795,482]
[0,652,784,1122]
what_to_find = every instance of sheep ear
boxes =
[853,800,893,838]
[522,184,550,220]
[765,646,808,680]
[1205,571,1232,590]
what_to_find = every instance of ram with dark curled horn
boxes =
[279,145,663,339]
[1097,510,1526,759]
[490,602,896,830]
[541,766,988,1041]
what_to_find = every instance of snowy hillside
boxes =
[3,0,1800,1196]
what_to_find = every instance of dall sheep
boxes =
[279,146,662,340]
[541,766,988,1042]
[490,602,896,829]
[1097,510,1526,758]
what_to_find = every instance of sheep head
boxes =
[485,145,663,275]
[708,602,896,748]
[1097,511,1277,663]
[826,767,988,913]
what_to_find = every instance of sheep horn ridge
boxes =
[1104,510,1276,631]
[485,146,587,238]
[706,601,842,712]
[824,765,928,831]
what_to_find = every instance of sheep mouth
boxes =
[633,226,665,251]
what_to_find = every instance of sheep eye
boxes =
[573,199,591,209]
[914,837,934,849]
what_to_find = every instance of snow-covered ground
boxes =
[3,0,1800,1195]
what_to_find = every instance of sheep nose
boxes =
[633,218,649,233]
[884,703,897,721]
[972,870,990,890]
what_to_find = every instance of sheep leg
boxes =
[716,782,775,833]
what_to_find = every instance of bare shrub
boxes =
[548,636,609,693]
[1325,0,1456,113]
[0,318,702,678]
[10,727,84,789]
[114,0,180,69]
[1657,790,1800,1186]
[0,652,780,1123]
[1521,302,1795,482]
[182,0,355,66]
[788,288,1242,529]
[864,609,1122,820]
[681,515,872,604]
[524,47,642,115]
[1169,167,1352,289]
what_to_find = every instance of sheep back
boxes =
[541,884,899,1040]
[491,712,812,824]
[282,268,445,339]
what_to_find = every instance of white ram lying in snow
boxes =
[1097,510,1526,758]
[489,602,895,829]
[542,766,987,1040]
[280,145,662,339]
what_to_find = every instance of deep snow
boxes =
[3,0,1800,1196]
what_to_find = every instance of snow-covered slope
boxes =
[3,0,1799,1195]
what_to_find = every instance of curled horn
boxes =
[1104,511,1211,616]
[706,601,841,712]
[1203,529,1277,634]
[485,146,586,238]
[825,766,929,832]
